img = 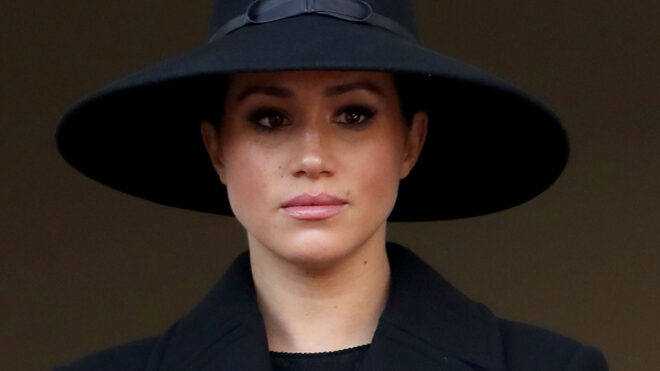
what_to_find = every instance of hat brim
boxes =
[56,15,568,221]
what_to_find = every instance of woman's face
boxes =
[201,71,427,267]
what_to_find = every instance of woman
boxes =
[55,0,608,370]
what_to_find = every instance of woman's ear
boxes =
[200,120,226,184]
[400,111,428,179]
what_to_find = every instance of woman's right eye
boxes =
[247,108,288,129]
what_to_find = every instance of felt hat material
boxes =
[56,0,568,221]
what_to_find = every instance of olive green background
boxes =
[2,1,658,370]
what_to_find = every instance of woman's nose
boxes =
[292,126,334,179]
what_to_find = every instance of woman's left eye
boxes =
[335,105,376,126]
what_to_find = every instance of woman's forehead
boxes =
[225,70,396,96]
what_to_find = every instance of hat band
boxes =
[209,0,417,43]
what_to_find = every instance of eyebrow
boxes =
[235,81,386,102]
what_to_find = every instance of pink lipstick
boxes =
[281,193,348,220]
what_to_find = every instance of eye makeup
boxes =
[246,107,290,130]
[244,103,378,131]
[334,104,377,129]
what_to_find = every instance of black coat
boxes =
[55,242,608,370]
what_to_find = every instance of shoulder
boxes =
[52,337,159,371]
[497,318,609,371]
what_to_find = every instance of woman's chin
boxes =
[265,233,361,269]
[291,244,355,266]
[246,216,387,270]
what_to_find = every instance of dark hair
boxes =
[198,74,228,127]
[200,72,426,129]
[392,72,426,128]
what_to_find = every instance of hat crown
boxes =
[208,0,419,41]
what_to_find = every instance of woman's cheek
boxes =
[359,149,401,214]
[225,147,270,222]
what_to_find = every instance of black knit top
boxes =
[269,344,371,371]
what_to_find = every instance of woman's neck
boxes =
[248,231,391,353]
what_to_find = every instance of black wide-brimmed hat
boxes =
[56,0,568,222]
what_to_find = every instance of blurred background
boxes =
[2,1,658,369]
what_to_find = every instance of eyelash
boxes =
[335,105,376,127]
[247,105,377,131]
[247,108,288,130]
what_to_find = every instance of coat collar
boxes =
[148,242,505,371]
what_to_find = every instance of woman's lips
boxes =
[282,204,347,220]
[281,193,348,220]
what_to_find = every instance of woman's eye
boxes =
[247,108,288,129]
[335,106,376,126]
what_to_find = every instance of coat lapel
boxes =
[360,242,505,371]
[147,242,505,370]
[147,252,273,370]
